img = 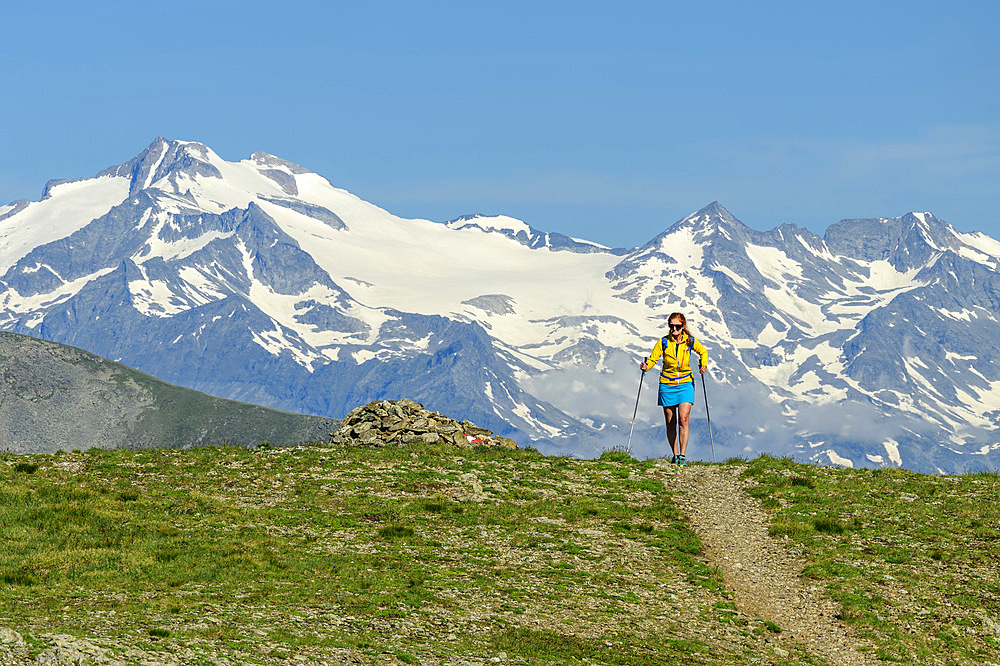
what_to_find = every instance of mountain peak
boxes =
[824,211,958,266]
[136,137,216,166]
[99,137,223,196]
[5,138,1000,473]
[698,201,733,217]
[682,202,746,230]
[653,202,751,243]
[902,211,937,227]
[250,151,311,175]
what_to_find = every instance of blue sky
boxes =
[2,0,998,247]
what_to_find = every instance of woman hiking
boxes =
[640,313,709,466]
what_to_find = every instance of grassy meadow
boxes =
[738,455,1000,664]
[0,444,997,664]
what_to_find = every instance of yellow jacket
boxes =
[647,333,708,385]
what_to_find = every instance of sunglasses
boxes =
[668,323,683,330]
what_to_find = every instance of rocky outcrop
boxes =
[329,398,518,449]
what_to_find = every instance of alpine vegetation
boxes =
[0,331,336,453]
[1,138,998,472]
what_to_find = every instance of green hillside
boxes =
[0,443,997,664]
[0,332,337,453]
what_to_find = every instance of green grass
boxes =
[5,446,995,664]
[740,455,1000,664]
[0,444,754,664]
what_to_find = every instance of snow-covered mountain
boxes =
[2,138,998,472]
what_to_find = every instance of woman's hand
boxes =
[640,360,649,372]
[699,364,708,374]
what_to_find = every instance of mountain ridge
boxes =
[1,138,997,472]
[0,330,337,453]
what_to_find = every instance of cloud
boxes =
[527,356,943,466]
[522,349,650,423]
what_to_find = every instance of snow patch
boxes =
[745,243,804,281]
[0,267,116,316]
[657,226,704,266]
[952,381,1000,428]
[865,260,922,291]
[883,439,902,466]
[710,262,751,289]
[824,450,854,467]
[129,280,187,316]
[761,285,827,332]
[142,141,169,190]
[795,235,837,260]
[939,308,976,322]
[0,176,131,274]
[352,349,377,363]
[141,224,234,263]
[250,322,326,370]
[954,229,1000,263]
[755,322,785,347]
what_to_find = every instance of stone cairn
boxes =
[329,398,518,449]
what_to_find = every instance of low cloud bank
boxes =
[524,357,968,469]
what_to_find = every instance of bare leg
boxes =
[677,402,692,456]
[662,406,678,456]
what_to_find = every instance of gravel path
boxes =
[657,463,879,666]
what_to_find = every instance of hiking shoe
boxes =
[678,455,687,467]
[670,454,679,465]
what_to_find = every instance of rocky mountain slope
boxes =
[1,138,998,471]
[0,331,336,453]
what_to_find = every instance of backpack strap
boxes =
[663,335,696,354]
[665,334,696,349]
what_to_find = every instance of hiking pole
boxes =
[700,368,716,463]
[626,367,646,457]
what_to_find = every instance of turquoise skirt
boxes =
[657,381,694,407]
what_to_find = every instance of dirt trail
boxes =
[655,463,878,665]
